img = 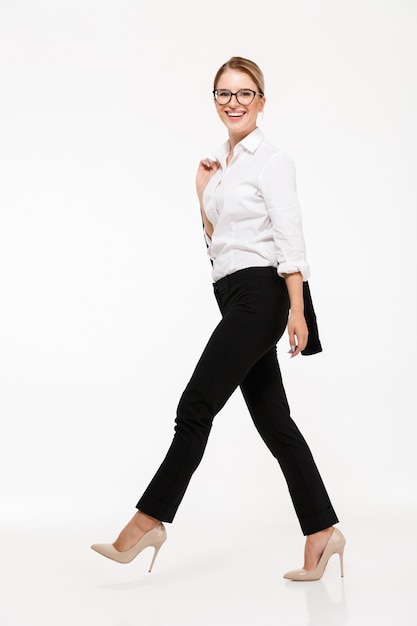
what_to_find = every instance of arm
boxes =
[283,271,308,358]
[260,153,310,356]
[195,158,220,239]
[261,153,310,281]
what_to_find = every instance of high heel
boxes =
[283,527,346,581]
[91,522,167,572]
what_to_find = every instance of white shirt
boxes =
[203,127,310,283]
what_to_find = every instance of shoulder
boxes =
[257,141,296,179]
[259,138,294,163]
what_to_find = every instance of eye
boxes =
[239,90,253,98]
[217,90,231,97]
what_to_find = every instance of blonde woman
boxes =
[92,56,345,581]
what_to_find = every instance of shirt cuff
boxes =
[277,261,310,281]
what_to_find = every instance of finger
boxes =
[202,158,220,171]
[288,341,301,357]
[290,343,302,358]
[288,329,296,356]
[290,331,308,357]
[200,158,214,170]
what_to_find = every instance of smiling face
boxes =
[214,68,266,145]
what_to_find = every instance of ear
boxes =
[258,96,266,112]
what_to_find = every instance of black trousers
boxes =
[137,266,338,535]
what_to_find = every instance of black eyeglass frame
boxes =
[212,89,264,105]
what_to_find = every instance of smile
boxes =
[226,111,245,119]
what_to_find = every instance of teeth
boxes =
[228,113,243,117]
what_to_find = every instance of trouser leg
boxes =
[137,268,288,522]
[240,348,339,535]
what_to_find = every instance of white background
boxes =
[0,1,416,624]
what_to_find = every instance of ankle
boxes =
[134,511,160,533]
[307,527,333,541]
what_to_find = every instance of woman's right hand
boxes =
[196,158,220,203]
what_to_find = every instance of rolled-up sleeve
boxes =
[260,152,310,281]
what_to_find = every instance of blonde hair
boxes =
[213,56,265,95]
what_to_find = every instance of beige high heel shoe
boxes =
[91,522,167,572]
[283,527,346,581]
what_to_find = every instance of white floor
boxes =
[1,512,415,626]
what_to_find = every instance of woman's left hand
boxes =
[287,311,308,358]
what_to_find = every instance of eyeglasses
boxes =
[213,89,264,105]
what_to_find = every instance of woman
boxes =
[91,56,345,581]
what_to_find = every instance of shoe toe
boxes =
[283,568,305,580]
[283,568,319,581]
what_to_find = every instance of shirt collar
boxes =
[239,127,264,153]
[214,127,264,165]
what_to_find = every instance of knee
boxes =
[175,386,214,439]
